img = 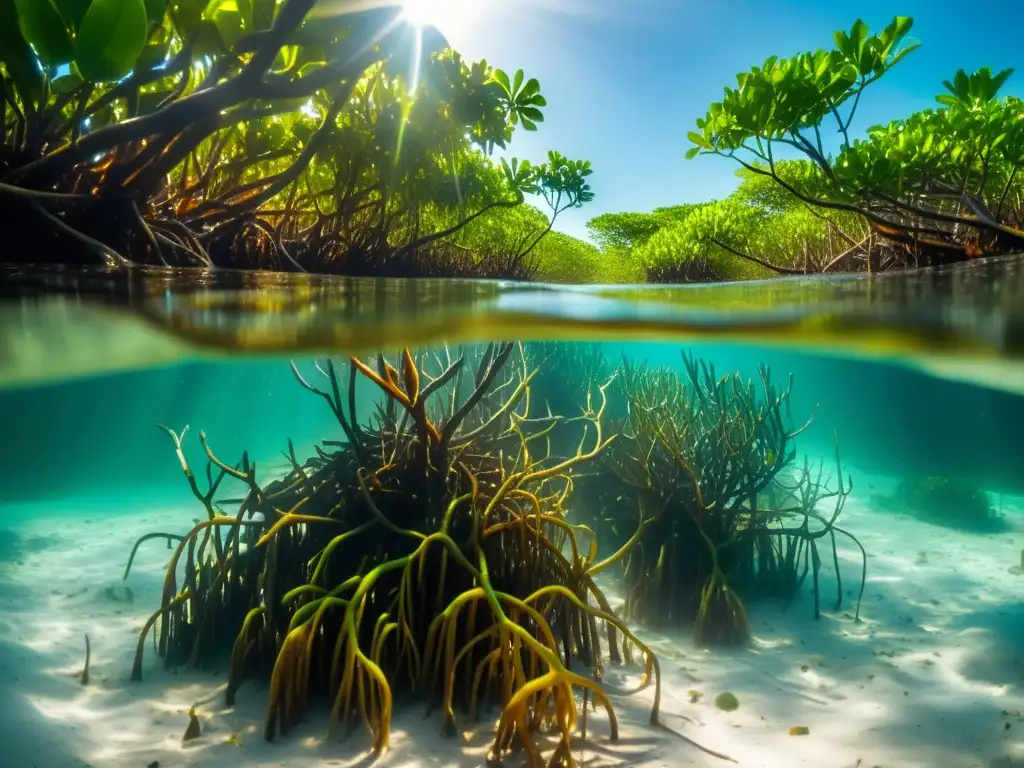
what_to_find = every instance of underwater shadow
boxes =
[843,690,1023,766]
[0,527,55,564]
[944,600,1024,689]
[0,637,88,768]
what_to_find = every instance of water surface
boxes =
[2,256,1023,392]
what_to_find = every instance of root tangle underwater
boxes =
[127,343,867,766]
[129,343,663,767]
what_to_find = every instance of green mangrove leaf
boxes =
[885,41,919,71]
[193,19,228,57]
[518,106,544,123]
[882,15,914,44]
[75,0,149,82]
[210,0,251,49]
[952,69,970,98]
[236,0,253,29]
[135,23,171,72]
[54,0,91,31]
[212,9,244,49]
[0,0,44,105]
[14,0,74,67]
[492,68,511,95]
[88,102,114,127]
[169,0,205,37]
[271,43,298,72]
[143,0,170,27]
[989,68,1015,98]
[288,44,328,74]
[520,77,541,100]
[253,0,274,30]
[687,131,710,149]
[292,121,314,146]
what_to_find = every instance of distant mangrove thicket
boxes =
[588,17,1024,283]
[0,8,1020,283]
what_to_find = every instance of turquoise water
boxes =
[2,262,1024,768]
[2,342,1022,507]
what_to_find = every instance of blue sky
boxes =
[438,0,1022,242]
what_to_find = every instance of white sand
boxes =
[3,475,1024,768]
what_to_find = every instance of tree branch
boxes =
[393,197,524,257]
[996,166,1019,219]
[29,201,130,267]
[820,237,868,273]
[708,237,805,275]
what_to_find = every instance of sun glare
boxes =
[401,0,472,38]
[401,0,445,27]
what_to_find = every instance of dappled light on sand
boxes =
[5,476,1024,767]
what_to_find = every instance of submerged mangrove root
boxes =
[693,571,751,648]
[129,343,664,766]
[81,634,91,686]
[123,532,185,581]
[585,351,867,645]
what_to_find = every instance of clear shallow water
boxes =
[2,260,1024,768]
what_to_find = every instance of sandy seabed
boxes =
[3,470,1024,768]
